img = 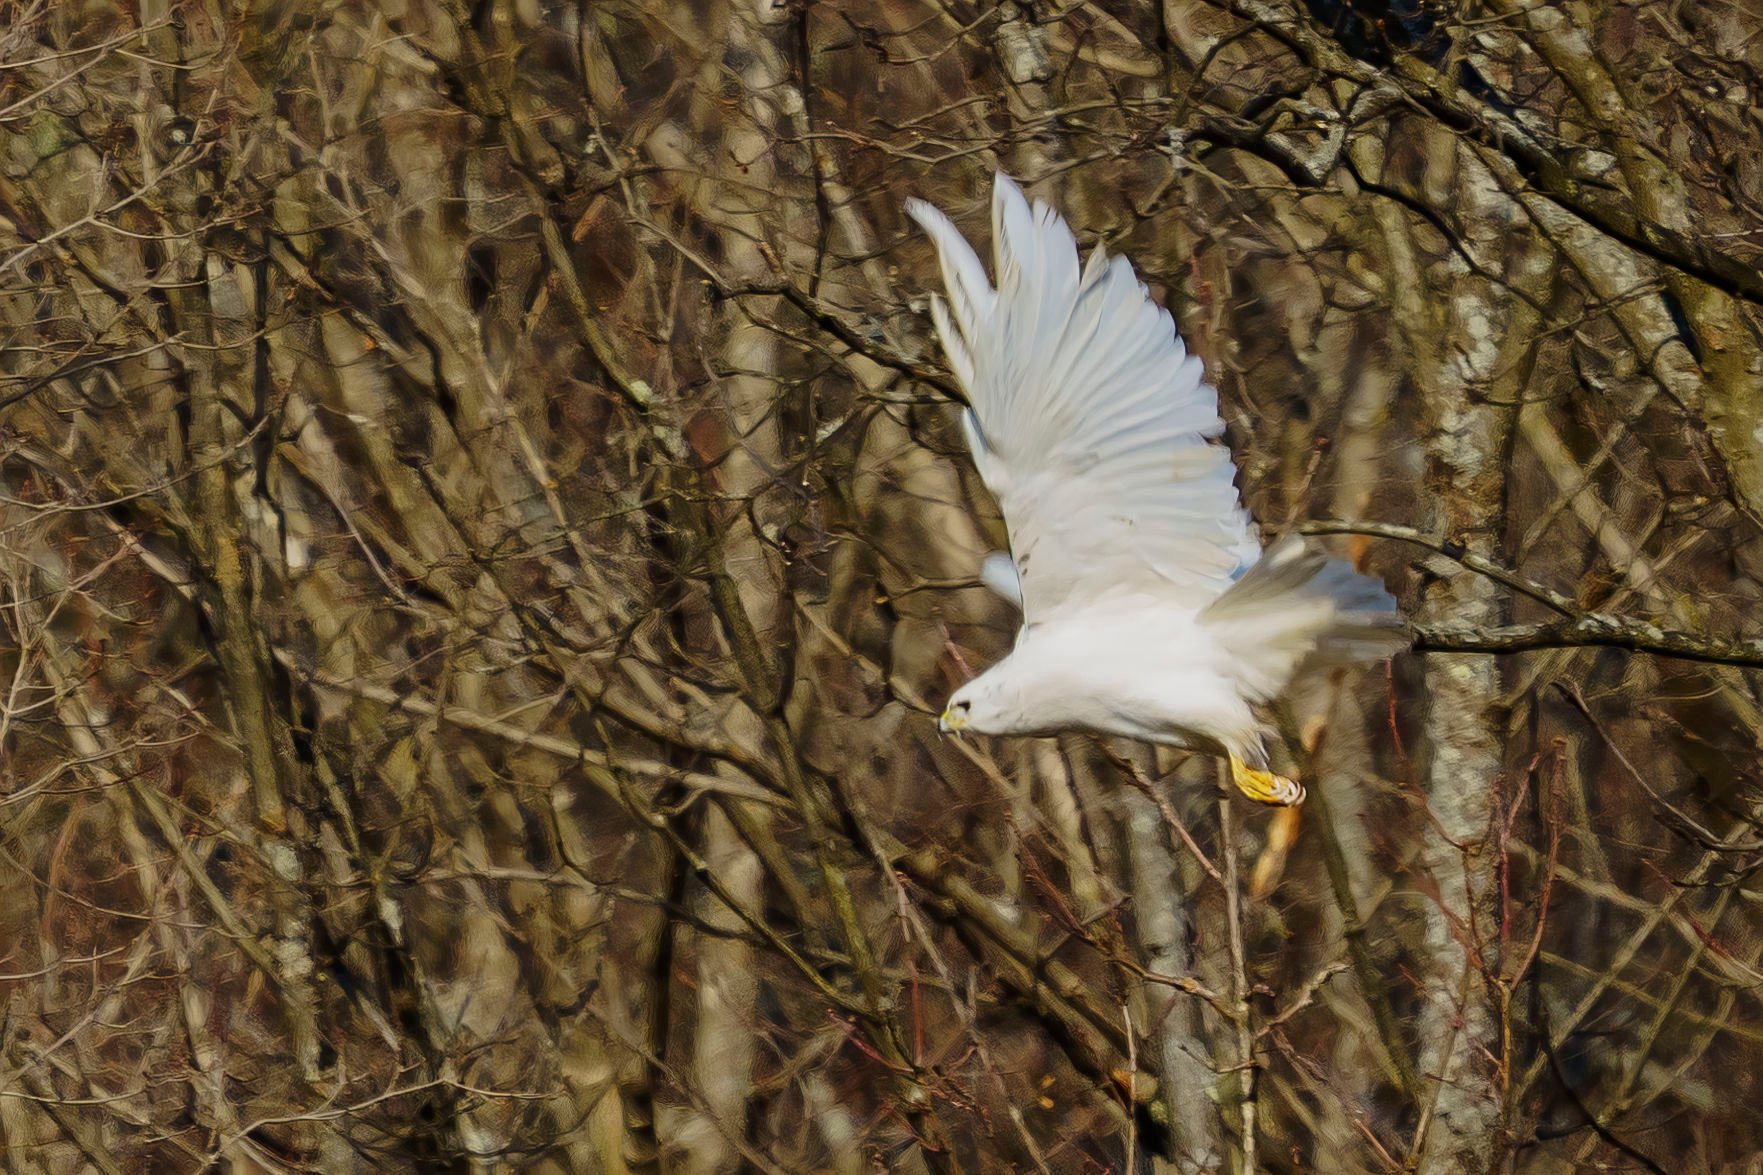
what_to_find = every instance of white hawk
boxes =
[907,173,1407,805]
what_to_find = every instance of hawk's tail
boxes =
[1198,535,1408,704]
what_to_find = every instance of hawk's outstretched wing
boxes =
[907,174,1259,625]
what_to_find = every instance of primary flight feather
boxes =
[907,173,1407,805]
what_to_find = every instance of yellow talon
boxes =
[1230,755,1306,807]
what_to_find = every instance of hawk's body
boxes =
[947,595,1254,751]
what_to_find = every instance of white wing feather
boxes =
[907,174,1259,623]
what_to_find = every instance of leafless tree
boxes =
[3,0,1762,1171]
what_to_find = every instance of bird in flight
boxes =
[907,173,1407,805]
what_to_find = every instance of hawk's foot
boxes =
[1229,755,1306,807]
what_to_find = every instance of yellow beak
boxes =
[938,708,967,736]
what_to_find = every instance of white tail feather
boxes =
[1200,536,1408,703]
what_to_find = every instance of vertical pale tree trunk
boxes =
[670,3,816,1163]
[1126,778,1227,1173]
[1389,136,1547,1173]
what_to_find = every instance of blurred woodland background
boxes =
[4,0,1763,1171]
